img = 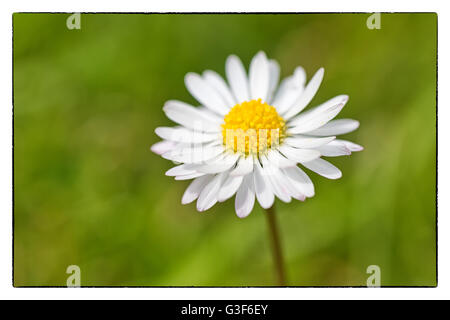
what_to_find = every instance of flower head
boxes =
[152,51,362,218]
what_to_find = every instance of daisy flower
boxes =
[152,51,362,218]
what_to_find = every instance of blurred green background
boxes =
[13,13,436,286]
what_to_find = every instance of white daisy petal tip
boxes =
[305,119,360,136]
[184,73,230,115]
[340,94,349,104]
[165,166,184,176]
[258,50,267,55]
[312,67,325,85]
[318,67,325,76]
[353,144,364,152]
[253,50,267,60]
[333,171,343,179]
[225,55,250,102]
[331,171,343,180]
[162,99,176,112]
[235,175,255,218]
[196,203,206,212]
[150,144,161,155]
[281,67,326,120]
[254,163,275,209]
[174,173,206,180]
[184,72,197,84]
[302,158,343,180]
[325,167,343,180]
[236,210,251,219]
[293,194,306,202]
[339,140,364,152]
[150,141,174,155]
[249,51,270,101]
[181,195,194,205]
[160,152,172,161]
[181,176,213,205]
[235,201,254,218]
[293,66,306,86]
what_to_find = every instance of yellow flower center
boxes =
[221,99,286,155]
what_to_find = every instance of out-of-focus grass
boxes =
[13,13,436,286]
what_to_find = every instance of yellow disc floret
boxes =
[221,99,286,155]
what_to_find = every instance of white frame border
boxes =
[1,0,446,300]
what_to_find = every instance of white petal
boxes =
[165,164,195,176]
[218,175,244,202]
[283,166,315,197]
[287,95,349,134]
[266,149,297,168]
[235,174,255,218]
[150,140,177,155]
[271,168,305,201]
[182,175,214,204]
[163,100,221,133]
[197,106,224,120]
[249,51,270,101]
[185,73,230,116]
[316,141,351,157]
[266,172,292,202]
[196,173,226,212]
[175,172,206,180]
[305,119,360,136]
[266,59,280,103]
[155,127,218,144]
[272,67,306,113]
[284,135,336,149]
[335,139,364,152]
[253,160,275,209]
[230,155,254,176]
[203,70,236,107]
[302,158,342,180]
[278,145,321,163]
[260,156,291,203]
[282,68,324,120]
[193,153,240,174]
[293,66,306,86]
[162,145,224,163]
[226,55,250,102]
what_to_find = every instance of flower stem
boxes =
[265,205,286,286]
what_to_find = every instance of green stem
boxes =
[265,205,286,286]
